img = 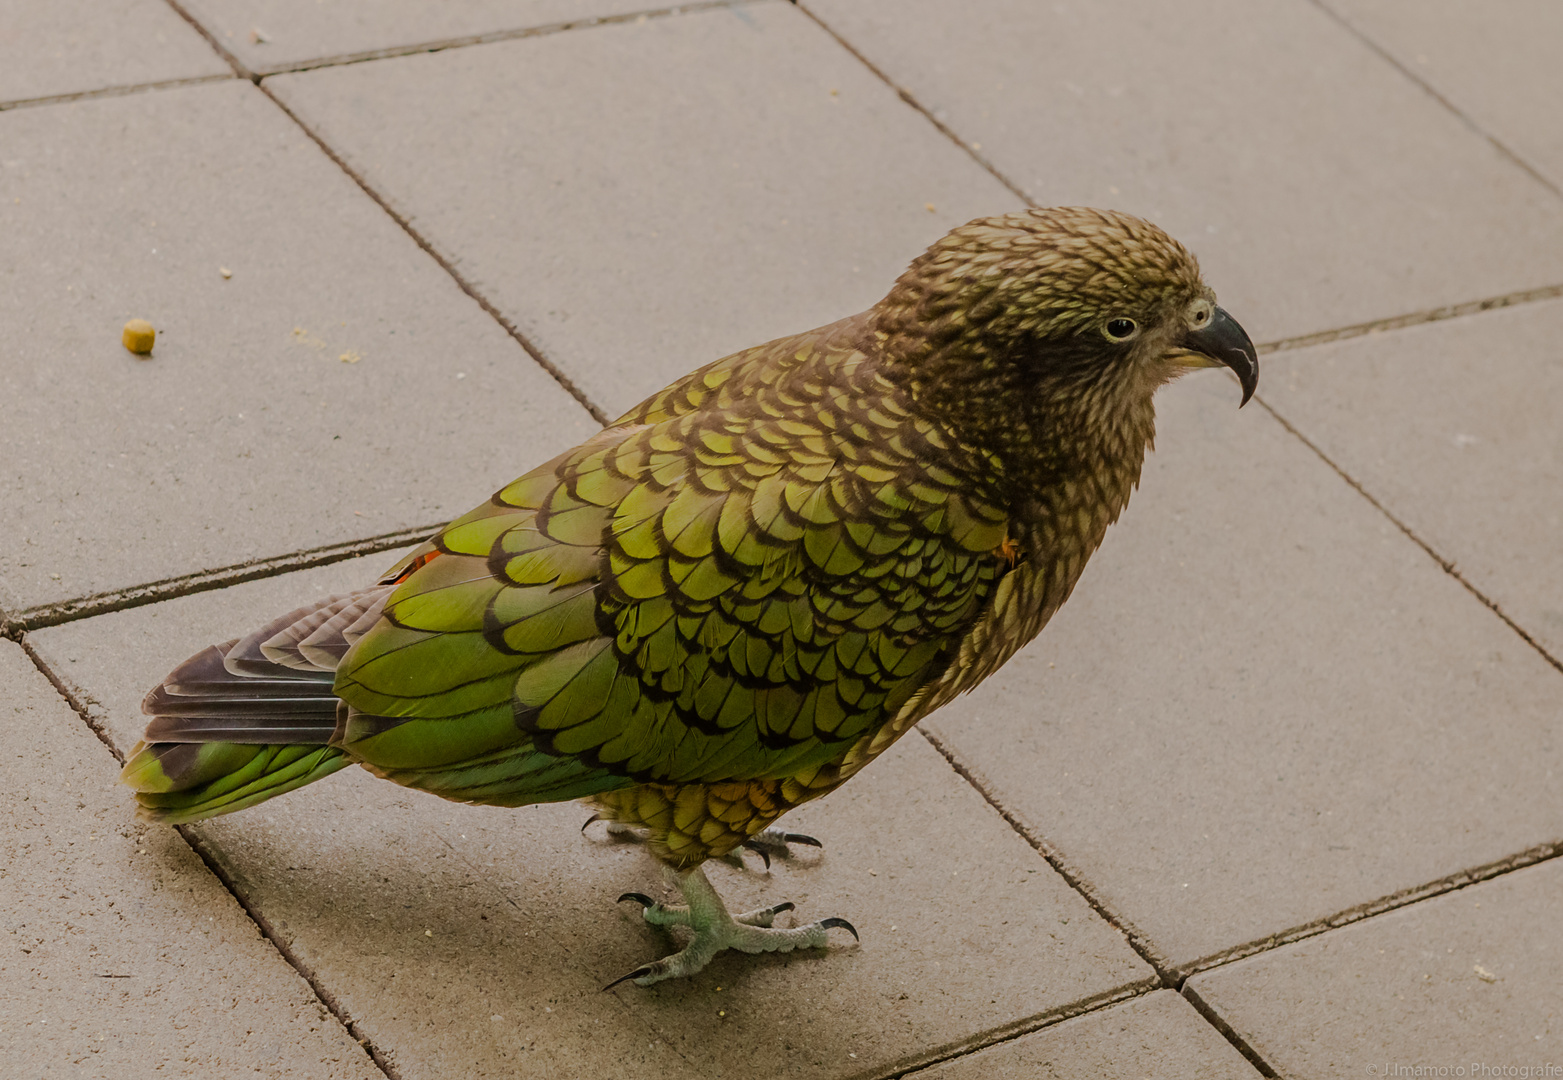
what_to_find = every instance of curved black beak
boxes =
[1182,306,1258,406]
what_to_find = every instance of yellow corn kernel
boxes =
[122,319,155,355]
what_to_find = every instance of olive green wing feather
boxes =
[334,326,1012,803]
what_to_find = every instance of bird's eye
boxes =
[1104,318,1137,341]
[1190,304,1212,327]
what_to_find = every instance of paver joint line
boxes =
[1180,984,1282,1079]
[1171,839,1563,984]
[0,72,236,114]
[1254,395,1563,679]
[159,0,257,81]
[19,629,400,1080]
[152,0,776,435]
[919,727,1175,981]
[10,523,444,633]
[795,1,1034,207]
[865,979,1163,1080]
[803,0,1563,360]
[246,0,758,78]
[925,668,1563,1059]
[174,824,405,1080]
[1307,0,1562,199]
[19,636,124,765]
[254,84,612,427]
[1257,281,1563,357]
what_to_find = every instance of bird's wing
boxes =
[334,332,1012,800]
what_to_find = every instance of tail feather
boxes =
[125,585,394,823]
[161,639,320,695]
[294,589,389,669]
[227,591,372,675]
[123,741,351,824]
[142,642,339,743]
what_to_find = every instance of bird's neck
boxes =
[869,325,1156,533]
[999,387,1153,592]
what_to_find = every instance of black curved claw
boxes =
[781,832,823,848]
[601,965,656,992]
[741,840,773,870]
[819,917,860,942]
[767,901,796,917]
[617,892,656,908]
[581,813,603,835]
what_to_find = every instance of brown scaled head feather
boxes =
[868,207,1234,498]
[873,207,1205,361]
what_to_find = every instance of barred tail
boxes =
[122,586,393,823]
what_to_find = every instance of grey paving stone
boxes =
[0,80,598,621]
[1324,0,1563,192]
[1261,298,1563,665]
[921,371,1563,973]
[177,0,660,74]
[1187,858,1563,1077]
[28,552,1157,1079]
[0,0,229,106]
[266,0,1016,419]
[803,0,1563,344]
[906,990,1260,1079]
[0,640,381,1080]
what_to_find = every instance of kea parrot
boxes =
[123,207,1258,987]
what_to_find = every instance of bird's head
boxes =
[872,207,1257,486]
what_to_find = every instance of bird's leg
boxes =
[606,865,857,988]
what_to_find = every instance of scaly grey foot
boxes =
[615,892,797,929]
[605,866,857,989]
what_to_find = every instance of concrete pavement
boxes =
[3,1,1560,1076]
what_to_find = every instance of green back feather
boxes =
[332,317,1013,800]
